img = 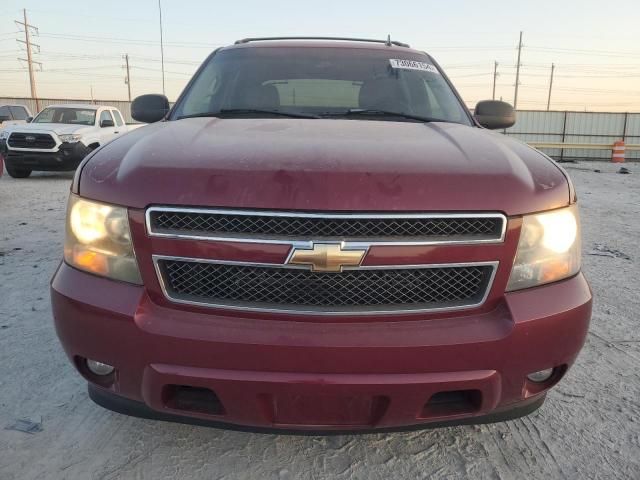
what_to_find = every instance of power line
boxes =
[131,65,193,75]
[448,72,491,78]
[36,31,221,49]
[32,50,202,66]
[0,64,123,72]
[527,46,640,58]
[520,84,640,96]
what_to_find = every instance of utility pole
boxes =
[492,61,499,100]
[546,63,555,111]
[16,9,41,111]
[123,54,132,101]
[158,0,166,95]
[513,31,523,109]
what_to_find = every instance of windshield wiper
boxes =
[321,109,448,123]
[177,109,318,120]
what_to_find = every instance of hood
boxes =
[78,118,569,215]
[0,120,27,130]
[8,123,93,136]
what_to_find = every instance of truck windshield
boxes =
[33,107,97,126]
[172,46,471,124]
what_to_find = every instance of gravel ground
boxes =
[0,161,638,480]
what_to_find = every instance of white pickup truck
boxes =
[0,104,33,130]
[0,104,128,178]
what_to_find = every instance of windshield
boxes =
[33,107,97,126]
[172,46,471,124]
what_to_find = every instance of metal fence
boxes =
[2,97,639,160]
[504,110,640,161]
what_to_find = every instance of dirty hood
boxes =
[79,118,569,215]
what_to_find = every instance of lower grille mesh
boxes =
[158,260,493,313]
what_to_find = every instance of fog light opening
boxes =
[527,368,554,383]
[86,359,115,376]
[524,365,568,397]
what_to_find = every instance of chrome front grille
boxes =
[147,208,506,243]
[154,258,497,314]
[8,132,56,149]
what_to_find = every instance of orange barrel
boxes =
[612,140,625,163]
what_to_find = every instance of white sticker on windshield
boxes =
[389,59,440,74]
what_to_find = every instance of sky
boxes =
[1,0,640,111]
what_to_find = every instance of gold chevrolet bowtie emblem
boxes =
[288,244,367,272]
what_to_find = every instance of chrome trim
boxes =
[145,207,508,246]
[152,254,499,316]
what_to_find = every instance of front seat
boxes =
[358,77,410,112]
[60,110,77,123]
[242,84,281,110]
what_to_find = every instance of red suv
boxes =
[51,37,591,432]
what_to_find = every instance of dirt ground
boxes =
[0,161,638,480]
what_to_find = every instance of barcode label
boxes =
[389,59,439,74]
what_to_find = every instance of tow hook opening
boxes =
[162,385,226,416]
[421,389,482,418]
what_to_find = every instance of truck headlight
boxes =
[64,195,142,284]
[59,134,83,143]
[0,130,9,140]
[507,204,581,291]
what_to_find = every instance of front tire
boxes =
[5,164,32,178]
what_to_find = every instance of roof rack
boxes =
[234,36,410,48]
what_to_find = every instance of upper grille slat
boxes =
[7,132,56,149]
[157,259,495,314]
[148,209,505,243]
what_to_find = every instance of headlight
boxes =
[59,134,83,143]
[507,204,581,291]
[0,130,9,140]
[64,195,142,284]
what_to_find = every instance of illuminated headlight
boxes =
[64,195,142,284]
[507,204,581,291]
[59,134,83,143]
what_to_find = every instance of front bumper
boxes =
[5,142,90,171]
[51,263,592,431]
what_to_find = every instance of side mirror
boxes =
[26,116,33,123]
[474,100,516,130]
[131,94,170,123]
[100,119,115,128]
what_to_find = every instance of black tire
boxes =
[5,164,32,178]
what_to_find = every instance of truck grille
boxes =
[148,208,505,242]
[155,259,495,314]
[7,132,56,149]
